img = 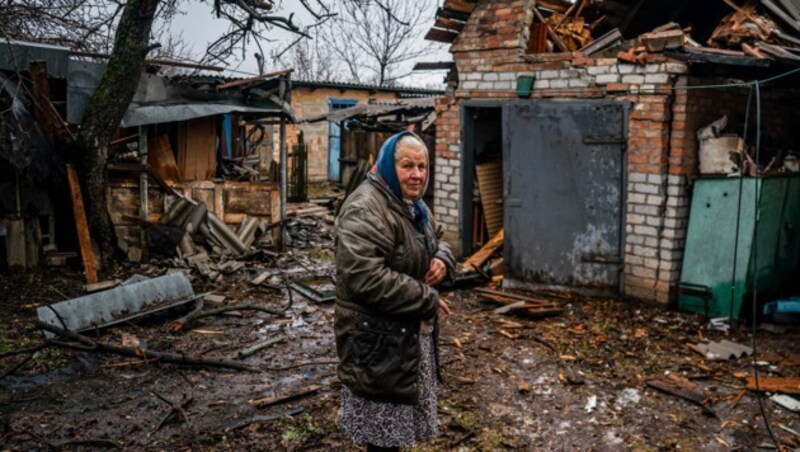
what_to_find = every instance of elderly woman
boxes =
[334,131,455,451]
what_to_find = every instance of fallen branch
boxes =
[35,321,256,372]
[249,385,322,409]
[237,337,286,359]
[224,407,305,431]
[169,301,291,333]
[153,390,193,430]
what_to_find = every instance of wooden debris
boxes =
[745,376,800,394]
[579,28,622,56]
[66,164,98,284]
[237,337,286,359]
[83,280,121,293]
[460,230,504,273]
[640,29,685,52]
[249,385,322,409]
[646,375,716,416]
[224,407,305,432]
[474,287,562,317]
[36,320,256,372]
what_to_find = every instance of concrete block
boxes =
[634,225,658,236]
[568,78,591,88]
[618,64,636,74]
[493,81,513,90]
[622,74,645,84]
[628,193,647,204]
[634,205,659,216]
[550,79,569,89]
[587,65,610,76]
[634,183,659,194]
[596,73,620,84]
[629,173,647,183]
[539,70,559,79]
[627,214,645,225]
[534,80,550,89]
[484,72,499,81]
[466,72,483,80]
[477,81,494,90]
[647,195,665,205]
[462,81,478,90]
[645,73,670,84]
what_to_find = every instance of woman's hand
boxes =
[424,257,447,286]
[438,298,450,320]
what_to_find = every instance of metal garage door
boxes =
[503,101,626,293]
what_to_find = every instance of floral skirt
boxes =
[339,333,438,447]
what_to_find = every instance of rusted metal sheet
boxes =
[502,101,626,293]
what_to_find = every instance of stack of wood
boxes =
[545,5,594,51]
[530,0,599,53]
[149,197,273,280]
[459,229,504,282]
[708,0,800,62]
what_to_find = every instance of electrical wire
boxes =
[728,88,752,322]
[749,80,779,447]
[671,67,800,91]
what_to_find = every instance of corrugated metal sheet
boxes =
[66,59,282,126]
[301,97,436,123]
[0,40,70,78]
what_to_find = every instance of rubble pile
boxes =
[709,0,800,61]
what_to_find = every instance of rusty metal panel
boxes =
[502,100,626,293]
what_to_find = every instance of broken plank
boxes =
[473,287,555,305]
[579,28,622,56]
[66,164,98,284]
[646,376,716,416]
[461,229,503,271]
[745,376,800,394]
[249,385,322,408]
[83,280,121,293]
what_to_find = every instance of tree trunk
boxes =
[74,0,160,269]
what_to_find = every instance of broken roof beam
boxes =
[436,7,470,22]
[442,0,478,15]
[425,28,461,43]
[762,0,800,35]
[413,61,456,71]
[434,16,466,32]
[215,69,293,91]
[578,28,622,55]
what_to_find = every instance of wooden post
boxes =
[271,188,281,246]
[66,164,98,284]
[139,127,148,255]
[5,218,26,270]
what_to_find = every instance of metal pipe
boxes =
[280,114,287,250]
[139,127,148,249]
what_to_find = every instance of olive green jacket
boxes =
[334,174,455,404]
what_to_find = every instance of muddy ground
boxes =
[2,215,800,451]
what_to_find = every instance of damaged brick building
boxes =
[427,0,800,304]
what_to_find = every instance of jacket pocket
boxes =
[341,326,420,404]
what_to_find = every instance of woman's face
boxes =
[395,146,428,200]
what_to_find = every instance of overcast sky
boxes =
[167,1,451,88]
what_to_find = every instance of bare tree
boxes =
[269,32,338,80]
[319,0,439,85]
[1,0,339,268]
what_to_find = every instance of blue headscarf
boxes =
[373,131,430,233]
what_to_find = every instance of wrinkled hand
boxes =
[424,257,447,286]
[438,298,450,320]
